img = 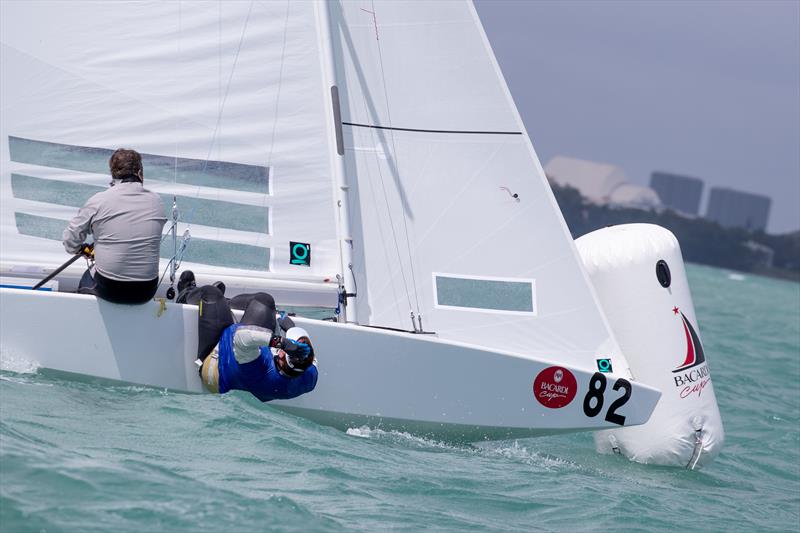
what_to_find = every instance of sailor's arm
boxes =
[232,326,273,364]
[62,197,98,254]
[232,326,310,364]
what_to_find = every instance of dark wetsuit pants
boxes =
[181,286,278,362]
[78,268,158,305]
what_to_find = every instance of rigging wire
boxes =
[266,0,291,170]
[157,229,192,287]
[159,0,186,297]
[201,0,254,175]
[173,0,286,275]
[176,0,182,190]
[359,96,414,320]
[353,9,411,322]
[177,0,256,239]
[362,2,423,326]
[166,1,184,293]
[256,0,291,249]
[371,1,423,322]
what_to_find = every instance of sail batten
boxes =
[342,122,523,136]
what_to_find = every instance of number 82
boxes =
[582,372,632,426]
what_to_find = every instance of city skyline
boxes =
[474,0,799,234]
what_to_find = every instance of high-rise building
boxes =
[706,187,771,232]
[650,172,703,215]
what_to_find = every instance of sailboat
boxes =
[0,1,721,466]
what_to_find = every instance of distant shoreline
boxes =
[551,183,800,284]
[751,266,800,283]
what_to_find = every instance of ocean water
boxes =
[1,264,798,532]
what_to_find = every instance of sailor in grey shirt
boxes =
[62,148,166,303]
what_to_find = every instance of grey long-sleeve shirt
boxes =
[63,181,167,281]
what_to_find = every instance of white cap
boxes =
[282,327,314,372]
[285,327,309,341]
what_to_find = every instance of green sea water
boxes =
[1,264,798,532]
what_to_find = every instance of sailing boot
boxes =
[176,270,196,303]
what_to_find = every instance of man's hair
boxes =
[108,148,143,179]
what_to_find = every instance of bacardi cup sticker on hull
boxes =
[533,366,577,408]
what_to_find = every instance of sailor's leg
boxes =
[189,285,235,362]
[229,292,255,310]
[238,293,277,332]
[91,272,158,304]
[180,286,205,306]
[200,348,221,393]
[175,270,197,303]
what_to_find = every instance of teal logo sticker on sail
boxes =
[596,358,613,373]
[290,242,311,267]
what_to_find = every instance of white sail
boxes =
[329,1,628,370]
[1,0,342,302]
[0,1,665,443]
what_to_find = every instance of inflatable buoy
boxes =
[576,224,724,468]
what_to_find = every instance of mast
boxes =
[315,0,358,324]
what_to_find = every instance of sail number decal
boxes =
[582,372,632,426]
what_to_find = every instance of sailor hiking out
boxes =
[178,272,317,402]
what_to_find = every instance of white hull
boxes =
[0,288,660,441]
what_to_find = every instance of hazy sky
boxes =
[474,0,800,234]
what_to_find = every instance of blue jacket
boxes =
[217,324,318,402]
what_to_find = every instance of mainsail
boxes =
[328,1,629,370]
[1,1,342,303]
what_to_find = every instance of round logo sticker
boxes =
[533,366,577,408]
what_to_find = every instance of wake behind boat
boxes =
[0,0,721,466]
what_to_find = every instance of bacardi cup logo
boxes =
[532,366,577,409]
[671,306,711,399]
